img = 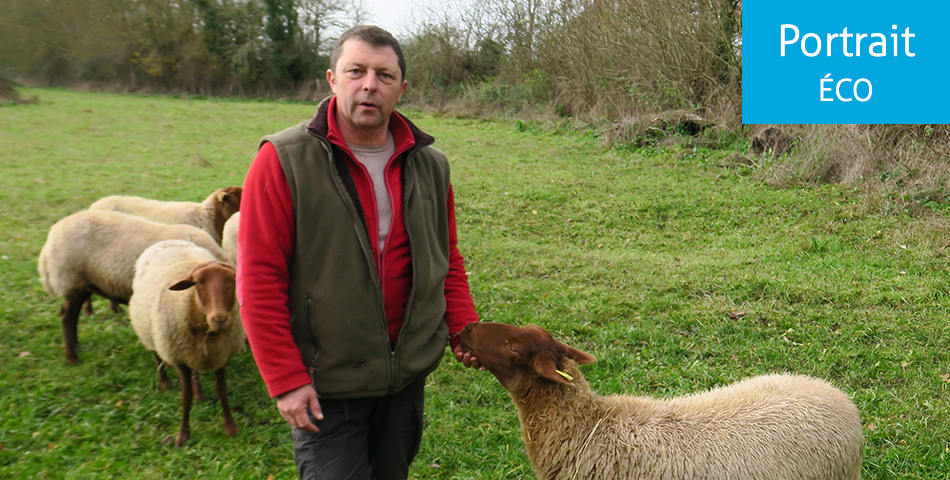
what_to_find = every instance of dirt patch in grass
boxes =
[605,110,713,148]
[0,78,39,105]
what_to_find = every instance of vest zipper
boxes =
[382,154,403,394]
[379,148,403,348]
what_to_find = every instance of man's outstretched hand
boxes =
[453,344,483,370]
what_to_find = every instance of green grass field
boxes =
[1,89,949,479]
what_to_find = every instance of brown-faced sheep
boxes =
[129,240,244,447]
[460,322,864,480]
[88,186,241,244]
[37,210,225,363]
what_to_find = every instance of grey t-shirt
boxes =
[348,133,397,251]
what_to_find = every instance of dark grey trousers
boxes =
[292,377,426,480]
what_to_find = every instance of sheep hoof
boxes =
[174,430,189,447]
[224,423,238,438]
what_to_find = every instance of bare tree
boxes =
[350,0,370,25]
[299,0,349,54]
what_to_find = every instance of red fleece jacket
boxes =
[237,100,479,398]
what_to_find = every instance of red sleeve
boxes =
[236,142,312,398]
[443,184,480,348]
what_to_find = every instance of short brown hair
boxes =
[330,25,406,81]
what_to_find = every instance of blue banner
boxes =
[743,2,950,124]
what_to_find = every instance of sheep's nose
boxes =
[208,314,230,332]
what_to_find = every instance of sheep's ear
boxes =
[523,324,547,334]
[532,352,574,385]
[219,187,242,206]
[564,345,597,365]
[168,278,197,291]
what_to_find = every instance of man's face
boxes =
[328,39,407,135]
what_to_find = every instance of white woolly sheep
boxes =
[88,186,242,244]
[129,239,244,447]
[459,322,864,480]
[37,210,225,363]
[221,211,239,265]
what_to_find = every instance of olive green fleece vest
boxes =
[261,120,451,399]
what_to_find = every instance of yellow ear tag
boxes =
[555,369,574,381]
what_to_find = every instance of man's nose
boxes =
[361,71,379,91]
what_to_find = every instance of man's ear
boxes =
[397,79,407,102]
[326,69,337,93]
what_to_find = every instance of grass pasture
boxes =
[2,89,950,479]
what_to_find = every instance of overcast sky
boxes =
[357,0,460,39]
[360,0,416,37]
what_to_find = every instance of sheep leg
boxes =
[101,294,126,313]
[61,291,91,364]
[215,367,238,437]
[192,371,207,401]
[154,353,173,391]
[83,298,94,316]
[175,364,193,447]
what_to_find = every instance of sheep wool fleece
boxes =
[261,111,452,400]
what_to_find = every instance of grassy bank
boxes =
[1,89,949,478]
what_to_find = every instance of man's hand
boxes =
[453,344,483,370]
[276,384,322,432]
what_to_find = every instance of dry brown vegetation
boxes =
[544,0,741,126]
[401,0,741,127]
[750,124,950,215]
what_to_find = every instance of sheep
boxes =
[82,186,240,315]
[129,239,244,447]
[221,211,239,265]
[88,186,242,244]
[459,322,864,480]
[37,210,225,363]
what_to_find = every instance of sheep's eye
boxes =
[509,346,518,354]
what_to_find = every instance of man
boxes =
[237,25,481,480]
